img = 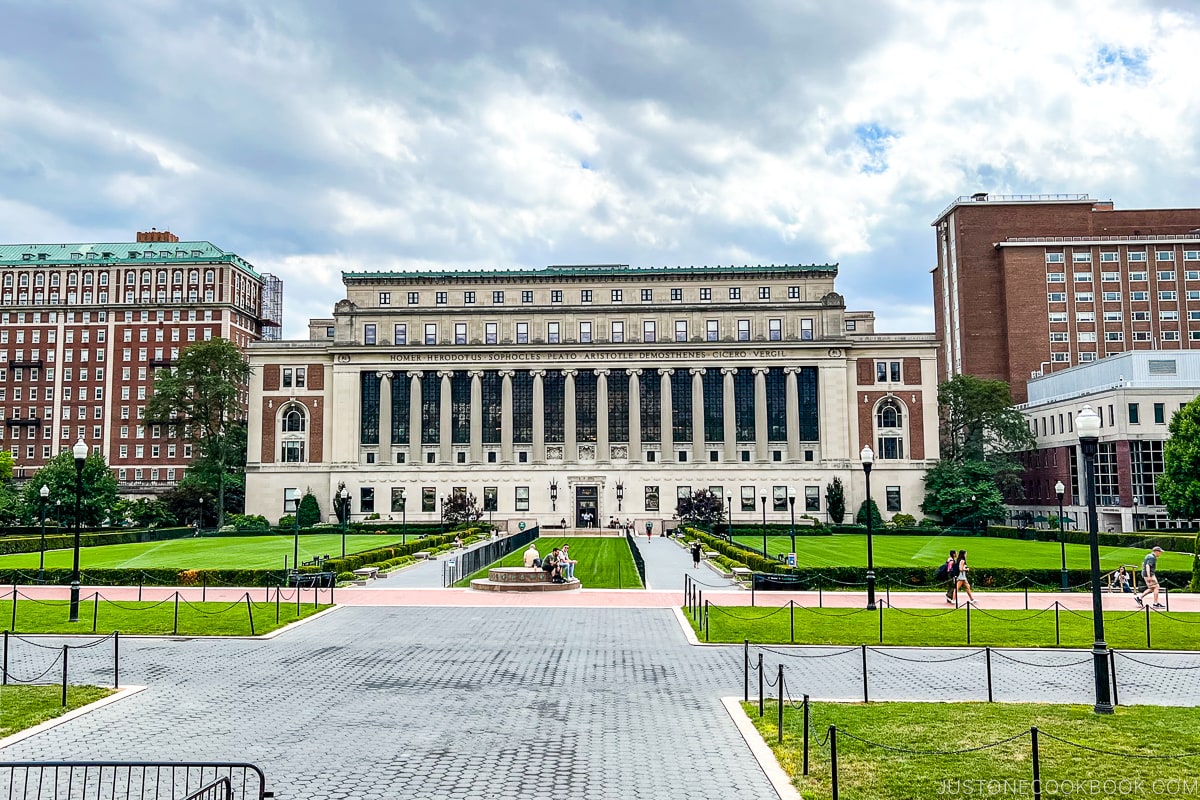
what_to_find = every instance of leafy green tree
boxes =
[113,497,176,528]
[22,450,119,528]
[675,489,726,527]
[1190,531,1199,593]
[0,450,20,525]
[442,492,483,526]
[825,478,846,524]
[146,338,251,528]
[855,498,883,528]
[297,489,322,527]
[1157,397,1200,521]
[920,459,1007,528]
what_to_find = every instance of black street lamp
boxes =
[339,486,352,558]
[399,488,407,546]
[440,496,446,535]
[759,494,767,558]
[69,438,87,623]
[616,480,624,513]
[1076,404,1113,714]
[550,479,558,513]
[197,497,204,533]
[293,503,301,574]
[38,484,49,584]
[861,445,877,611]
[1055,480,1067,589]
[787,487,797,561]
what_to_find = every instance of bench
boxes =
[414,551,432,560]
[352,567,380,581]
[470,567,581,592]
[731,567,753,581]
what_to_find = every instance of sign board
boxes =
[786,553,797,567]
[518,521,526,531]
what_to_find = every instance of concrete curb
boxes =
[0,685,147,751]
[721,696,802,800]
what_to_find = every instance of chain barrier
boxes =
[1036,729,1200,759]
[866,647,985,664]
[177,595,250,615]
[10,633,115,650]
[837,727,1032,756]
[989,651,1094,668]
[1114,651,1200,670]
[708,605,790,621]
[3,651,65,685]
[755,644,861,659]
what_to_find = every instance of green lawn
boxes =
[0,534,411,571]
[458,537,642,589]
[0,685,113,737]
[691,605,1200,650]
[1,597,329,635]
[731,533,1194,571]
[746,700,1200,800]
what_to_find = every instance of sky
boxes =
[1,0,1198,338]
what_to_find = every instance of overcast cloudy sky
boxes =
[1,0,1198,337]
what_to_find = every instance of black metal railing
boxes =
[442,527,539,586]
[625,530,647,588]
[0,762,271,799]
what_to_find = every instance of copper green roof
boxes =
[343,263,838,281]
[0,241,260,278]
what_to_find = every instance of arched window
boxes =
[282,406,306,432]
[279,403,307,463]
[875,398,906,460]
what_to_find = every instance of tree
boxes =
[297,489,322,528]
[923,375,1035,523]
[920,459,1007,528]
[113,497,176,528]
[825,478,846,524]
[146,338,251,528]
[442,493,483,526]
[0,451,20,525]
[22,450,119,528]
[855,498,883,529]
[675,489,726,527]
[1157,397,1200,521]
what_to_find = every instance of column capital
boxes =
[752,366,769,376]
[498,369,516,378]
[562,369,578,378]
[406,370,424,379]
[596,368,610,377]
[375,370,392,380]
[437,370,454,379]
[783,366,803,374]
[658,368,674,377]
[531,369,547,378]
[689,367,706,376]
[467,369,484,378]
[627,368,643,377]
[721,367,738,376]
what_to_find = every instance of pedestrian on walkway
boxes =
[691,540,703,569]
[941,550,958,604]
[646,521,653,542]
[954,550,975,604]
[1134,546,1164,608]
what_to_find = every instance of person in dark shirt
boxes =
[1134,546,1164,608]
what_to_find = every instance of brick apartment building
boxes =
[931,193,1200,402]
[0,230,281,494]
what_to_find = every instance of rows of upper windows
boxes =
[376,285,818,308]
[1045,249,1200,264]
[3,268,219,288]
[357,316,820,346]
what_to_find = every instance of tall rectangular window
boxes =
[516,323,529,344]
[706,320,719,341]
[1128,403,1140,424]
[886,486,902,512]
[805,486,820,512]
[547,322,560,343]
[740,486,755,512]
[766,367,788,442]
[611,321,624,342]
[671,370,692,444]
[364,324,377,345]
[675,320,687,342]
[703,370,723,442]
[483,487,498,512]
[451,372,471,443]
[1154,403,1166,424]
[359,372,380,444]
[464,291,475,304]
[543,371,565,442]
[424,323,437,344]
[359,487,375,514]
[421,375,440,444]
[391,373,410,444]
[515,486,529,511]
[481,371,502,444]
[643,320,656,342]
[394,324,407,345]
[485,322,498,344]
[734,370,754,441]
[640,372,661,443]
[607,371,629,443]
[768,319,782,341]
[801,318,814,340]
[579,321,592,343]
[737,319,750,341]
[513,371,533,443]
[454,322,467,344]
[575,370,597,443]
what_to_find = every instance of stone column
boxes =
[500,370,514,464]
[596,369,610,463]
[469,370,483,464]
[753,367,768,462]
[439,370,453,464]
[563,370,577,463]
[532,369,546,464]
[376,371,391,459]
[408,371,423,463]
[785,367,801,463]
[722,368,737,462]
[628,369,642,463]
[331,367,361,463]
[659,368,674,463]
[691,368,705,463]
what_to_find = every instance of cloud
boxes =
[0,0,1198,338]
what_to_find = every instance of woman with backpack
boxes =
[940,550,958,603]
[954,550,975,604]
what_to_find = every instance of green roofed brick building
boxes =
[0,229,281,492]
[245,262,938,532]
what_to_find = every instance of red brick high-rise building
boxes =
[0,231,281,494]
[931,193,1200,401]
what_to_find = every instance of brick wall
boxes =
[260,404,275,464]
[309,399,324,463]
[856,358,874,385]
[856,390,927,461]
[308,364,324,390]
[263,365,280,391]
[903,357,922,386]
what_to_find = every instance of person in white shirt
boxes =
[523,543,540,568]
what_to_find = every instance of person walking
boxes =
[954,550,975,604]
[942,549,958,604]
[1134,546,1165,608]
[691,540,703,569]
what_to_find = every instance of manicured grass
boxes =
[0,534,412,571]
[0,685,113,737]
[458,537,642,589]
[745,700,1200,800]
[0,597,329,636]
[690,605,1200,650]
[731,533,1194,570]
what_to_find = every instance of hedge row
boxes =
[0,527,195,556]
[312,528,484,575]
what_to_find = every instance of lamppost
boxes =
[292,501,301,574]
[861,445,877,611]
[787,487,797,559]
[38,484,49,584]
[1076,404,1113,714]
[68,438,87,623]
[1055,480,1067,589]
[616,481,624,513]
[759,493,767,558]
[550,479,558,513]
[339,486,352,558]
[197,497,204,533]
[399,488,407,545]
